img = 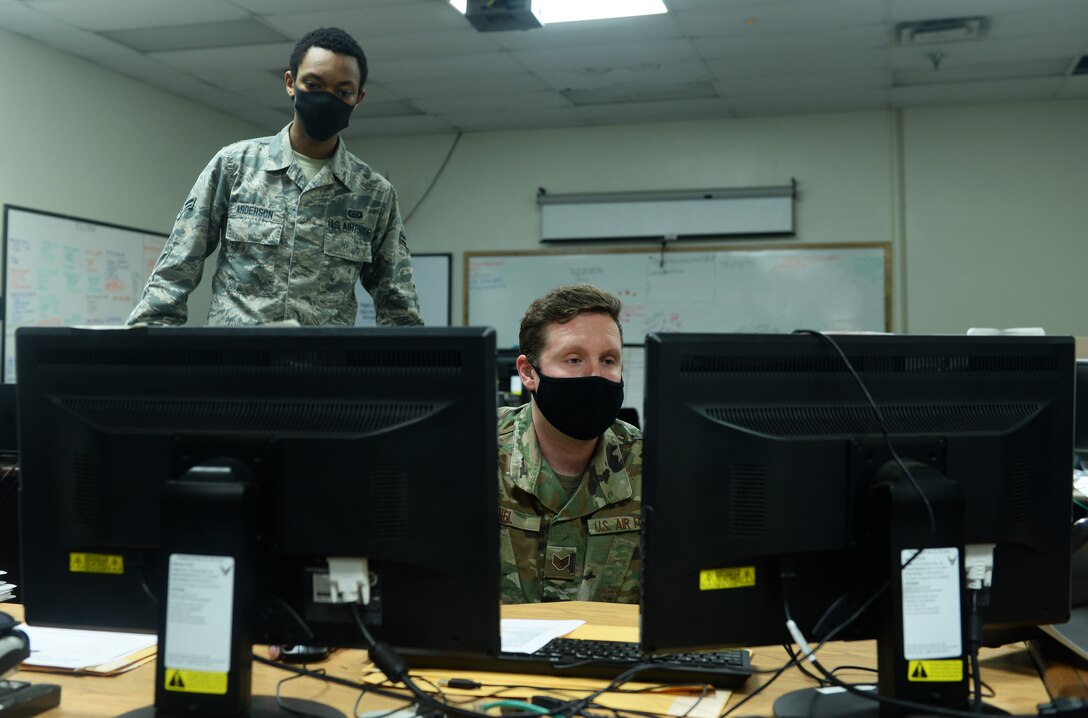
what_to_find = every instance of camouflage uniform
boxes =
[127,124,422,327]
[498,404,643,604]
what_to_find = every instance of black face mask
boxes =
[530,364,624,441]
[293,89,355,142]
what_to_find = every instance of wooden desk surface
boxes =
[503,603,1051,716]
[4,602,1052,716]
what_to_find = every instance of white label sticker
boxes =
[164,554,235,672]
[900,547,962,660]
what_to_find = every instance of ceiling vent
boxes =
[896,17,989,45]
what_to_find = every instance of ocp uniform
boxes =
[497,404,643,604]
[127,124,422,327]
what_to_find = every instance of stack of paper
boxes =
[0,570,13,602]
[19,624,157,675]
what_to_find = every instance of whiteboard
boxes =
[354,252,451,327]
[467,244,890,348]
[2,205,167,383]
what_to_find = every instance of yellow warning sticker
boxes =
[699,566,756,591]
[907,660,963,682]
[164,669,229,695]
[69,552,124,575]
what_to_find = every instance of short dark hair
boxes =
[519,284,623,366]
[289,27,368,90]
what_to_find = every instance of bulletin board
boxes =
[354,252,452,327]
[2,205,167,383]
[466,243,890,348]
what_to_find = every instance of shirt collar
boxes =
[266,123,355,187]
[510,406,633,510]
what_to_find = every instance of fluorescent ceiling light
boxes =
[538,0,667,24]
[448,0,667,24]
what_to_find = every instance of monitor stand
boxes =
[775,461,1007,718]
[118,462,345,718]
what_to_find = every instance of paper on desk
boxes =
[21,624,157,671]
[0,571,13,602]
[500,618,584,654]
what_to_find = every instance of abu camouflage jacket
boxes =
[127,124,422,327]
[497,404,643,604]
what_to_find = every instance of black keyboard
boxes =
[400,638,751,688]
[0,680,61,717]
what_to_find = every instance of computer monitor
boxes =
[640,332,1074,717]
[16,326,499,717]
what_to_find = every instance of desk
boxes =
[5,602,1052,716]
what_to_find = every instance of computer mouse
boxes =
[279,644,331,664]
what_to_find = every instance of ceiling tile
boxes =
[889,33,1087,69]
[23,0,248,31]
[893,59,1070,87]
[149,43,295,73]
[387,73,551,100]
[101,18,289,53]
[888,0,1087,23]
[577,97,731,124]
[375,52,528,83]
[489,13,682,51]
[512,38,698,70]
[437,106,589,133]
[261,3,465,41]
[985,5,1088,39]
[715,69,889,97]
[535,60,710,92]
[705,47,888,80]
[693,24,888,60]
[344,114,457,138]
[413,90,571,114]
[29,26,135,60]
[674,0,887,38]
[194,69,289,110]
[0,0,85,35]
[358,100,424,118]
[2,0,1087,136]
[93,48,178,79]
[231,0,420,13]
[356,29,502,61]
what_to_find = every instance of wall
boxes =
[901,100,1088,335]
[0,28,261,324]
[362,99,1088,337]
[360,111,899,328]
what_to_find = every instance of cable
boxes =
[719,654,797,717]
[792,329,937,534]
[966,589,986,711]
[403,132,463,224]
[253,654,414,703]
[782,643,828,687]
[347,605,552,718]
[478,700,551,715]
[273,667,337,718]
